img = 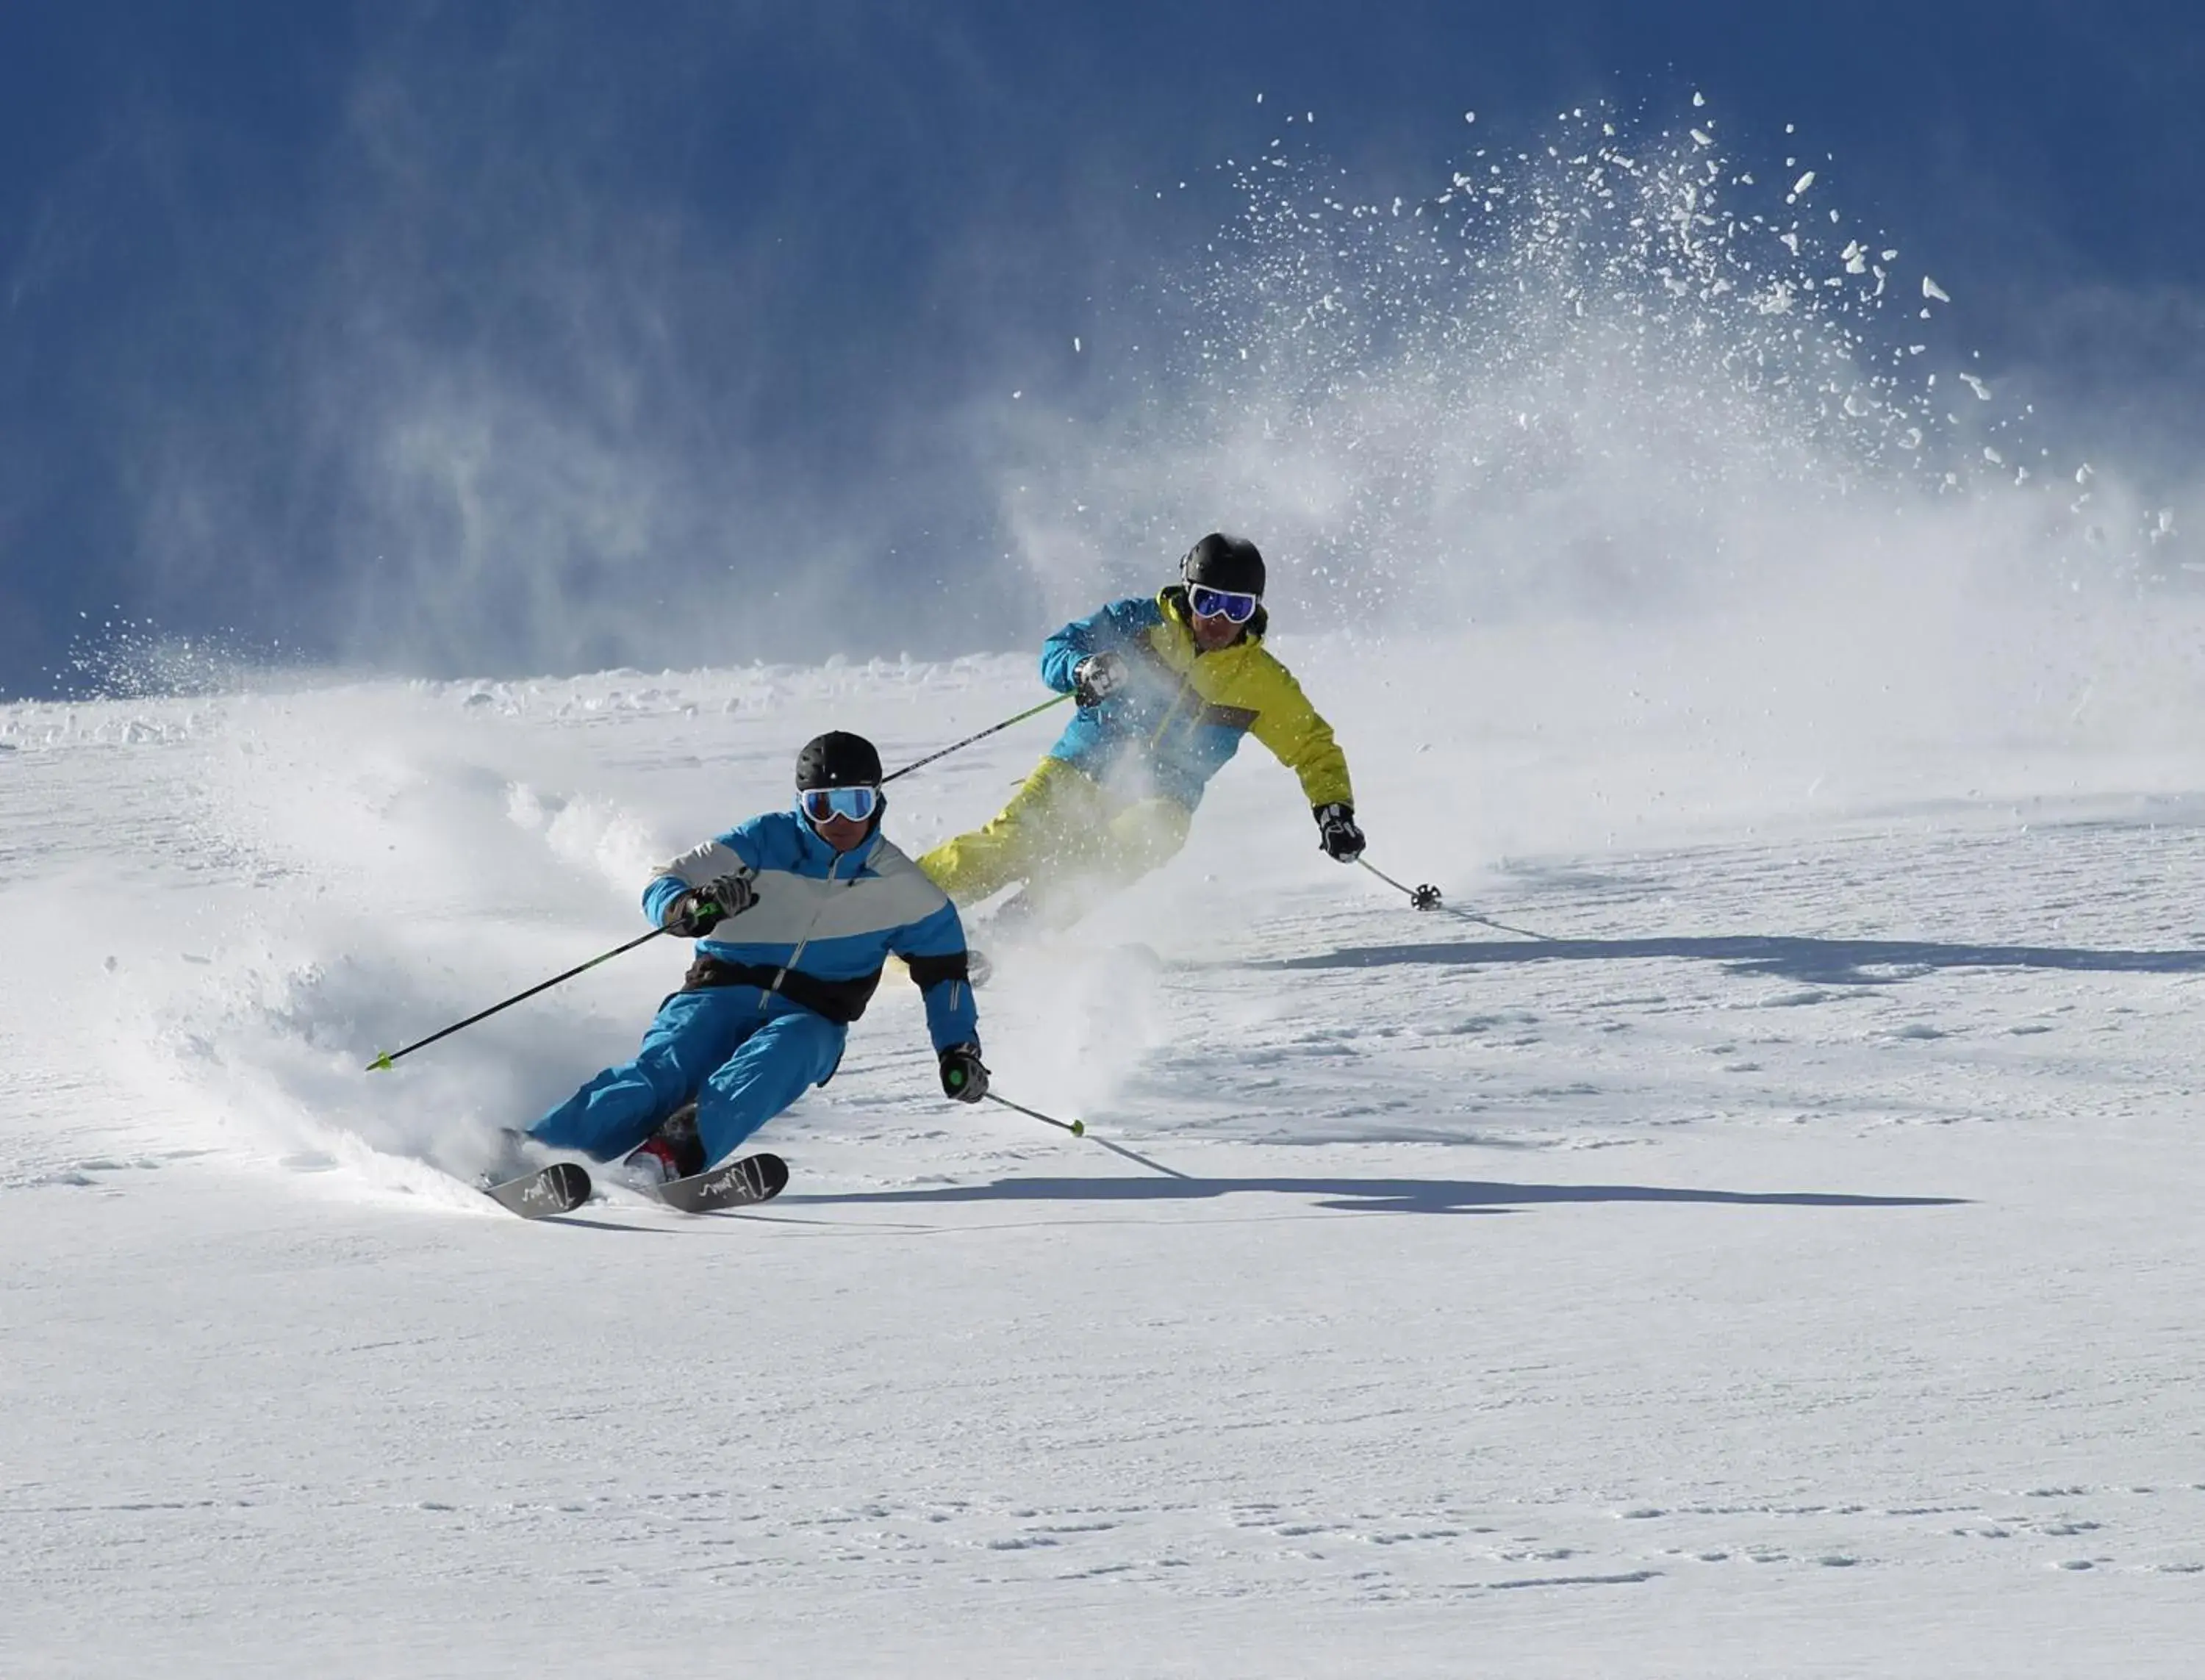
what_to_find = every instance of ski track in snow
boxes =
[5,647,2205,1676]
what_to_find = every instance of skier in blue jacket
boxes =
[528,731,989,1185]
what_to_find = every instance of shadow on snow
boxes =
[781,1177,1964,1216]
[1244,934,2205,987]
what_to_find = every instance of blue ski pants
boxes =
[529,986,846,1168]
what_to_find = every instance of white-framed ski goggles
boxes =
[799,785,881,823]
[1188,584,1260,623]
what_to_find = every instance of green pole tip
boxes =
[368,1052,392,1072]
[1071,1119,1086,1136]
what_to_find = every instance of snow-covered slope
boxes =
[6,624,2205,1676]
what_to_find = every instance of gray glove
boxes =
[664,872,757,937]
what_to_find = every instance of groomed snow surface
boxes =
[5,625,2204,1676]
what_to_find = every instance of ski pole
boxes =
[1359,858,1445,912]
[983,1092,1192,1179]
[369,701,1069,1074]
[366,926,672,1071]
[365,700,1069,1076]
[1358,857,1560,942]
[984,1091,1085,1136]
[883,693,1073,784]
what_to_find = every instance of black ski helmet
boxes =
[1180,532,1266,597]
[795,730,884,791]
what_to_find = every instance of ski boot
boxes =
[621,1102,707,1188]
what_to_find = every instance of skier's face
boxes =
[799,783,881,852]
[809,810,873,852]
[1190,609,1243,652]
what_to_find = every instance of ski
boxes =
[650,1152,790,1214]
[481,1161,592,1219]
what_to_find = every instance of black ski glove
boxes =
[663,872,757,938]
[1072,651,1127,708]
[939,1044,989,1103]
[1314,803,1366,862]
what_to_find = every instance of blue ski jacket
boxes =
[642,808,979,1052]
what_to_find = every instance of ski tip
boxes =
[748,1152,792,1200]
[545,1161,592,1210]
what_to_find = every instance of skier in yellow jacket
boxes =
[918,534,1363,925]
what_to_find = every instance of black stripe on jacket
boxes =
[681,955,883,1025]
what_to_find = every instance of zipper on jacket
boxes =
[1148,647,1200,748]
[760,837,858,1013]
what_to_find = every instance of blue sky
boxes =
[3,2,2200,695]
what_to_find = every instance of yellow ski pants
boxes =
[917,757,1193,913]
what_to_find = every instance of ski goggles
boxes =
[1187,584,1260,623]
[798,785,881,824]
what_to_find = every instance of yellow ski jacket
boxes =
[1039,586,1354,811]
